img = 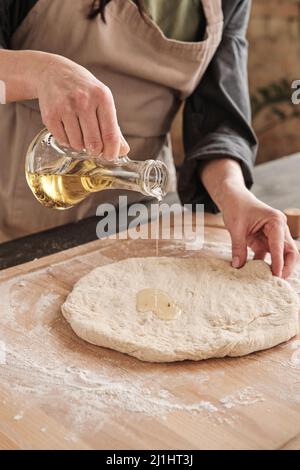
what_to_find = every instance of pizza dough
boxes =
[61,257,299,362]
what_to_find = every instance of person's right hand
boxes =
[37,54,130,160]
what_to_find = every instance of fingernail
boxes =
[232,256,240,268]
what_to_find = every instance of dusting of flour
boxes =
[220,387,265,409]
[0,245,299,440]
[0,266,226,434]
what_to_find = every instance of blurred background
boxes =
[172,0,300,167]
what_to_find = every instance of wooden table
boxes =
[0,213,299,450]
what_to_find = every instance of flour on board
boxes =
[0,244,299,438]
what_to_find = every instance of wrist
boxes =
[31,51,60,97]
[217,179,254,212]
[200,158,254,211]
[2,50,56,101]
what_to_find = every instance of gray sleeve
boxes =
[0,0,38,48]
[0,1,10,48]
[178,0,258,213]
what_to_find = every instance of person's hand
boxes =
[37,54,129,160]
[222,188,299,278]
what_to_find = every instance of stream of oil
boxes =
[136,202,181,320]
[155,202,159,310]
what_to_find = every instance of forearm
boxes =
[0,49,53,102]
[200,158,253,211]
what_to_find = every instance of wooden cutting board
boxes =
[0,214,299,450]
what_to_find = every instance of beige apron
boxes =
[0,0,223,241]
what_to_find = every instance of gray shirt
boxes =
[179,0,257,212]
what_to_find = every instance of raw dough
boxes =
[61,257,299,362]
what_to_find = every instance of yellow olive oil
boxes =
[26,157,140,209]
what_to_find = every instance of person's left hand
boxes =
[222,188,299,278]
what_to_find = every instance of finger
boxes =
[96,90,120,160]
[282,248,299,279]
[119,132,130,156]
[62,113,84,151]
[47,119,69,147]
[282,230,300,279]
[263,220,285,277]
[79,110,103,156]
[230,229,248,268]
[115,129,130,157]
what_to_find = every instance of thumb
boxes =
[230,230,248,269]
